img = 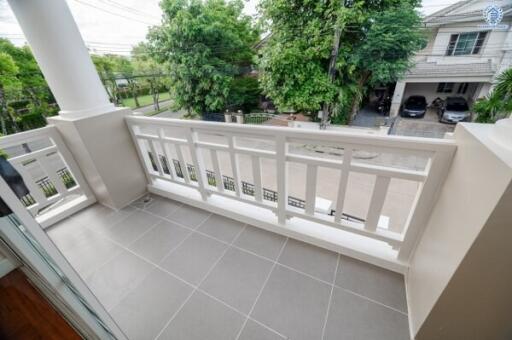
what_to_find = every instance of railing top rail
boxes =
[0,125,56,149]
[126,116,457,153]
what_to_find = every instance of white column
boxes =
[390,80,406,117]
[7,0,114,118]
[6,0,147,209]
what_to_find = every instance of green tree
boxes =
[473,68,512,123]
[258,0,426,123]
[91,54,120,104]
[147,0,259,116]
[0,39,49,105]
[0,52,22,134]
[132,43,168,111]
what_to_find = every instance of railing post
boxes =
[365,176,391,231]
[305,164,318,215]
[187,128,208,201]
[276,135,288,224]
[251,155,263,202]
[334,148,353,223]
[398,150,454,261]
[228,135,242,197]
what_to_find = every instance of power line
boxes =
[95,0,161,20]
[71,0,159,25]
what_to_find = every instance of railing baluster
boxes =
[305,164,318,215]
[276,135,288,224]
[335,148,353,223]
[38,155,68,196]
[365,176,391,231]
[210,149,223,192]
[228,135,241,197]
[251,155,263,202]
[174,144,190,184]
[12,162,48,206]
[158,128,176,180]
[148,139,164,176]
[187,128,208,200]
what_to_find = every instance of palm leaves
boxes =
[473,68,512,123]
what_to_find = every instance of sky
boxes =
[0,0,460,55]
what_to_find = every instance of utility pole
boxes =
[320,0,344,130]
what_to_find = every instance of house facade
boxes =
[390,0,512,116]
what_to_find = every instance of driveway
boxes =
[390,108,455,138]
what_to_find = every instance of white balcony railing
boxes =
[0,126,95,227]
[126,116,456,268]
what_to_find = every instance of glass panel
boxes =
[453,32,478,56]
[472,31,487,54]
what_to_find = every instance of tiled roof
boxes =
[407,61,495,78]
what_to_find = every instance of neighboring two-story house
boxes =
[389,0,512,117]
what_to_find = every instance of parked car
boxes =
[400,96,427,118]
[438,97,471,124]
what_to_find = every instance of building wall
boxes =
[426,18,511,66]
[406,123,512,338]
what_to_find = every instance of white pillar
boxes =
[7,0,114,118]
[7,0,147,209]
[390,80,406,117]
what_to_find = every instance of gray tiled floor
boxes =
[47,194,410,340]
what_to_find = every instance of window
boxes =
[437,83,454,93]
[457,83,469,94]
[445,31,488,56]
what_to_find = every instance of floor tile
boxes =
[278,239,338,282]
[59,229,123,278]
[110,268,193,340]
[200,247,273,313]
[197,214,245,243]
[86,206,135,234]
[233,226,286,261]
[167,204,211,229]
[47,217,96,252]
[251,265,331,340]
[324,287,409,340]
[144,196,182,217]
[238,320,285,340]
[67,204,113,227]
[85,249,155,311]
[128,220,191,264]
[335,256,407,313]
[160,233,227,285]
[157,290,245,340]
[101,210,161,246]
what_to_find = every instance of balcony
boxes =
[2,115,454,339]
[1,1,511,339]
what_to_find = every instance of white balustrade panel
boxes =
[126,116,456,260]
[0,126,94,226]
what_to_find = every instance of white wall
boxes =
[406,123,512,337]
[426,19,511,66]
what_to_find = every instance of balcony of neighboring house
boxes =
[1,1,512,340]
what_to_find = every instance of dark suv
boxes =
[400,96,427,118]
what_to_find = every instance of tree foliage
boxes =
[473,68,512,123]
[258,0,426,122]
[147,0,259,116]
